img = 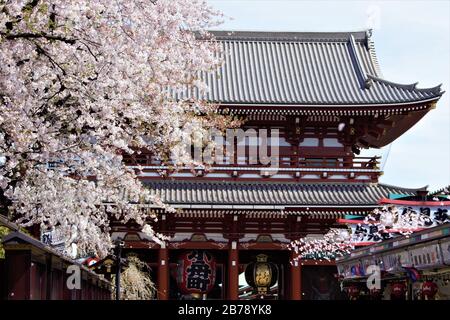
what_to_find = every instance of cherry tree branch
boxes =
[1,32,77,44]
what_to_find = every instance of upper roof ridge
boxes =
[208,30,370,42]
[377,182,428,192]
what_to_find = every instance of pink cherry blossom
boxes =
[0,0,229,257]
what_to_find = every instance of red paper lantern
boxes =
[347,285,360,299]
[369,288,382,300]
[176,250,216,295]
[391,282,406,300]
[421,281,438,300]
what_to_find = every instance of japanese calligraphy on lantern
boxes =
[176,250,216,295]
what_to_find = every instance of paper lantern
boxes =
[176,250,216,295]
[421,281,438,300]
[391,282,406,300]
[347,285,360,299]
[369,288,382,300]
[245,254,278,295]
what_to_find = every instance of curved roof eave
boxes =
[215,96,442,108]
[377,183,428,193]
[367,75,443,96]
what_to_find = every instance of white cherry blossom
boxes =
[0,0,232,257]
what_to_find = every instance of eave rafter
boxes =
[218,100,437,117]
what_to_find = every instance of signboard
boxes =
[408,242,442,269]
[336,264,347,277]
[340,204,450,246]
[337,261,361,278]
[40,227,65,253]
[360,256,375,273]
[382,249,411,272]
[441,238,450,264]
[373,255,385,272]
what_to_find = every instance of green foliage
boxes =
[0,226,11,259]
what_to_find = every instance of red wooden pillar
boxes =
[290,251,302,300]
[157,243,169,300]
[6,250,31,299]
[228,240,239,300]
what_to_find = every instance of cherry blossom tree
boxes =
[289,229,354,262]
[0,0,233,257]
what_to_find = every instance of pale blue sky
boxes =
[207,0,450,191]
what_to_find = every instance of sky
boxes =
[207,0,450,192]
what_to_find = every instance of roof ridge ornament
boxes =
[365,78,373,89]
[429,83,443,95]
[365,29,373,49]
[348,34,371,89]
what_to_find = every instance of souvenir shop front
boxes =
[336,223,450,300]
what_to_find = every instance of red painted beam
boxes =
[378,198,450,207]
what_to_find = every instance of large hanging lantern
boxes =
[421,281,438,300]
[245,254,278,295]
[369,288,382,300]
[176,250,216,296]
[347,285,360,299]
[390,282,406,300]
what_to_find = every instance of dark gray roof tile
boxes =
[143,181,419,207]
[175,30,443,105]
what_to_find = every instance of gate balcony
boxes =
[123,153,382,183]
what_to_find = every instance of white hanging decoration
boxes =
[289,228,354,262]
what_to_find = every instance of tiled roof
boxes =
[175,30,443,105]
[0,214,19,231]
[144,181,420,208]
[431,185,450,196]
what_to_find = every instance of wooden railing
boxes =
[123,153,381,171]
